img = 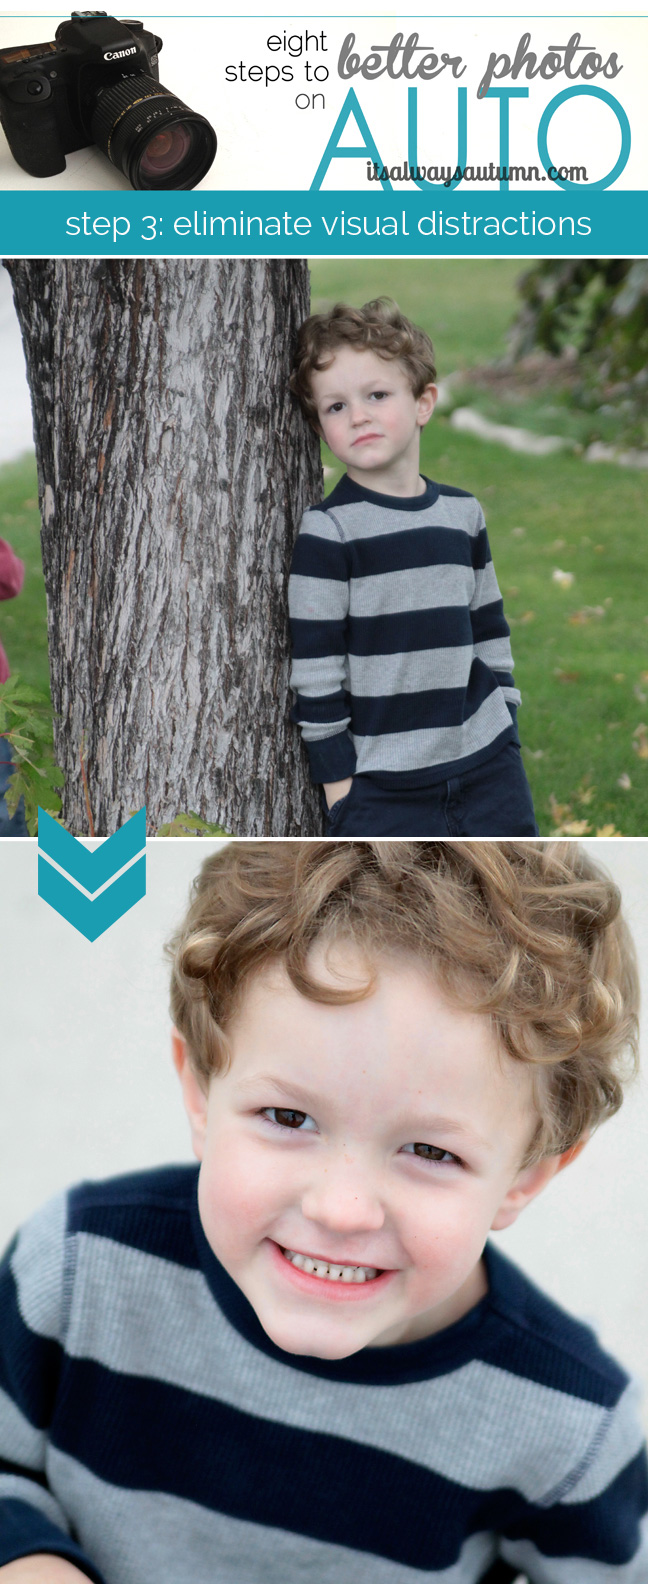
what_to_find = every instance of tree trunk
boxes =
[4,258,323,836]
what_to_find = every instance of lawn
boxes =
[2,261,646,836]
[310,258,522,377]
[311,260,648,836]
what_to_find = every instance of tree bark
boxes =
[4,258,323,836]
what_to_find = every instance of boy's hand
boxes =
[0,1559,91,1581]
[323,777,353,810]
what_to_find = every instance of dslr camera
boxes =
[0,12,216,190]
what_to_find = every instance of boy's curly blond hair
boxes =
[290,298,437,430]
[168,841,639,1166]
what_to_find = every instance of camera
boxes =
[0,12,217,190]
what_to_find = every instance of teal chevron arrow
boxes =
[38,807,146,893]
[37,852,146,942]
[37,808,147,940]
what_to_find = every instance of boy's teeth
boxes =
[282,1248,378,1283]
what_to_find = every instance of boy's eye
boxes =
[370,390,388,400]
[263,1107,317,1131]
[402,1142,461,1166]
[327,401,345,413]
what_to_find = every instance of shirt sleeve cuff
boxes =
[0,1500,106,1583]
[306,732,357,784]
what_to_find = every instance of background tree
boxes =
[4,258,323,836]
[509,259,648,444]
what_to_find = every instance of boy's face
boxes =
[176,947,564,1361]
[309,346,436,491]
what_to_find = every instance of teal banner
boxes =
[1,191,645,257]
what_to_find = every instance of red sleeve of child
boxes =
[0,538,25,601]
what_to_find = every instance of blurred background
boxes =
[1,257,647,833]
[0,835,647,1428]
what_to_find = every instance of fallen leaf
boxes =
[595,824,623,837]
[511,527,526,539]
[520,611,535,624]
[577,786,596,805]
[506,587,520,598]
[552,819,592,836]
[617,773,632,790]
[552,538,566,550]
[641,672,648,684]
[554,669,580,683]
[613,674,626,683]
[633,685,647,703]
[525,748,544,760]
[594,545,605,553]
[552,568,574,588]
[549,794,572,822]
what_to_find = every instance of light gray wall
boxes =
[0,266,33,465]
[1,838,646,1420]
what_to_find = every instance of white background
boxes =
[0,14,645,191]
[0,837,647,1426]
[0,264,32,464]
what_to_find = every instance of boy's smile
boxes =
[176,946,564,1361]
[310,345,436,497]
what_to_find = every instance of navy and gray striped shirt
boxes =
[288,473,521,786]
[1,1165,646,1583]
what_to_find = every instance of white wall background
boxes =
[0,836,647,1423]
[0,266,34,465]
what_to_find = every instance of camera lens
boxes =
[138,123,193,181]
[90,74,216,190]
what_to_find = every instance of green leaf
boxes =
[156,810,232,838]
[0,672,64,834]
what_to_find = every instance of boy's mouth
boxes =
[279,1246,382,1284]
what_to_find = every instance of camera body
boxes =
[0,13,163,178]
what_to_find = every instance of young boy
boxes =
[0,840,646,1583]
[288,298,538,837]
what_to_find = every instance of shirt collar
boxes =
[326,472,441,514]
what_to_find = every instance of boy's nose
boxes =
[301,1156,385,1234]
[349,402,369,426]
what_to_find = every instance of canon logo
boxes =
[103,44,137,60]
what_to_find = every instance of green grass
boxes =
[428,429,648,837]
[0,454,49,694]
[310,258,523,375]
[311,259,648,836]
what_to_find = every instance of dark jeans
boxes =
[0,735,28,837]
[325,740,538,838]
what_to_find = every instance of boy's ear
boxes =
[491,1136,589,1232]
[417,383,438,428]
[172,1030,209,1161]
